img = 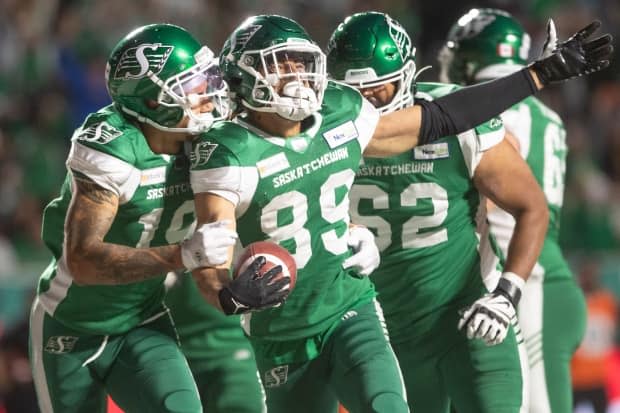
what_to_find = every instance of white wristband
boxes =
[501,272,526,290]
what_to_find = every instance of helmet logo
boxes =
[454,13,496,40]
[387,16,412,61]
[229,24,262,56]
[114,43,174,80]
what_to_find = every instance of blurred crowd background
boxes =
[0,0,618,412]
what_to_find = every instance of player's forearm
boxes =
[418,68,539,145]
[67,243,184,285]
[192,267,231,313]
[503,205,549,280]
[367,68,541,157]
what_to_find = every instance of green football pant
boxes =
[253,299,409,413]
[185,327,265,413]
[392,324,524,413]
[29,298,201,413]
[518,275,587,413]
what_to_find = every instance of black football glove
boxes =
[530,19,613,86]
[218,256,291,315]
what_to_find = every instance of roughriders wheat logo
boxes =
[114,43,174,80]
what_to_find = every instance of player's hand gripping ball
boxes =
[234,241,297,290]
[218,241,297,315]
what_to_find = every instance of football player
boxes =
[327,11,544,412]
[29,24,282,413]
[439,9,588,413]
[188,14,611,413]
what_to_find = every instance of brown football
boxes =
[233,241,297,290]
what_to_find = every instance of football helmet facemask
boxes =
[326,11,416,114]
[220,15,327,121]
[438,8,531,85]
[106,23,229,134]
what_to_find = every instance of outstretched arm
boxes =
[365,20,612,157]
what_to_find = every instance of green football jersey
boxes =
[349,82,505,345]
[487,96,572,281]
[38,105,195,335]
[190,82,379,342]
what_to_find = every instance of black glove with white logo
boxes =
[218,256,290,315]
[458,272,524,346]
[530,19,613,86]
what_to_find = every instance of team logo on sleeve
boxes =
[263,365,288,388]
[190,141,218,167]
[75,121,122,144]
[113,43,174,79]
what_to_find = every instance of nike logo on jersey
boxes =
[413,142,449,160]
[323,120,359,148]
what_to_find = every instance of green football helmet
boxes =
[106,23,229,134]
[438,8,530,85]
[326,11,416,114]
[219,15,327,121]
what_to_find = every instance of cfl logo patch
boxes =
[263,365,288,388]
[44,336,79,354]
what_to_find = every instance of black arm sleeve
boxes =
[418,68,538,145]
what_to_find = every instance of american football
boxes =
[234,241,297,290]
